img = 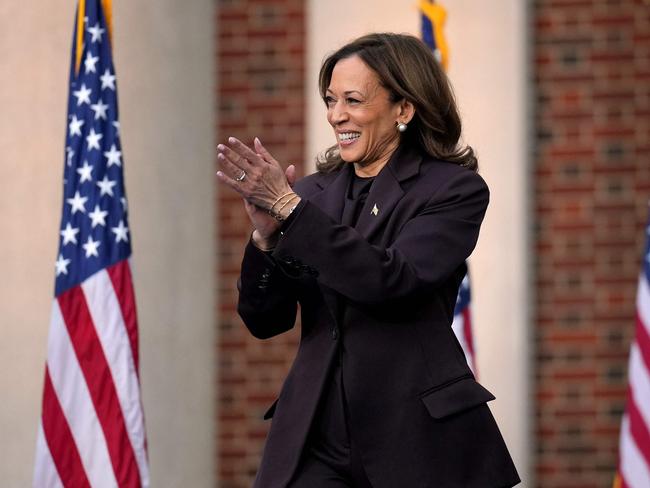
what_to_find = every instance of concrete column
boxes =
[0,1,215,486]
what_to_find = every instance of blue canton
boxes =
[454,273,471,316]
[55,2,130,296]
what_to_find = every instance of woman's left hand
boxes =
[216,137,293,211]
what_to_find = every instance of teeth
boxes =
[339,132,360,141]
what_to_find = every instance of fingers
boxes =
[217,152,247,182]
[217,142,254,172]
[224,137,266,167]
[254,137,279,166]
[215,169,244,195]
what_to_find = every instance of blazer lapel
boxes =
[355,144,423,241]
[307,163,352,223]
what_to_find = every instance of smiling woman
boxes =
[323,55,413,177]
[316,33,477,176]
[216,33,519,488]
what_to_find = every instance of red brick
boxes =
[534,0,649,485]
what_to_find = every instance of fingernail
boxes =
[216,171,223,177]
[228,137,237,144]
[254,137,261,145]
[217,153,225,160]
[217,144,225,151]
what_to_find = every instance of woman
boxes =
[217,33,520,488]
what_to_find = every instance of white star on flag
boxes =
[86,128,103,151]
[111,220,130,243]
[104,144,122,167]
[66,147,74,167]
[87,22,105,42]
[112,120,120,136]
[90,99,109,120]
[55,254,71,276]
[66,191,88,214]
[84,52,99,74]
[82,236,101,258]
[88,205,108,228]
[69,115,84,136]
[60,223,80,245]
[96,175,117,197]
[72,83,92,106]
[100,69,116,90]
[76,161,93,183]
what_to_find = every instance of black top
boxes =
[343,173,375,227]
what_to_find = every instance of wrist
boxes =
[268,191,299,220]
[277,196,301,221]
[251,230,279,251]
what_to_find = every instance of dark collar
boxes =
[309,144,424,240]
[384,142,423,183]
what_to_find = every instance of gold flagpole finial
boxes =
[74,0,87,75]
[75,0,113,76]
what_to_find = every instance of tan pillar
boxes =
[0,1,216,486]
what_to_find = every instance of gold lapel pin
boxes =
[371,204,379,216]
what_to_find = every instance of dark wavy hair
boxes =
[317,33,477,173]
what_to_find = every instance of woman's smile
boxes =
[337,131,361,145]
[326,55,403,176]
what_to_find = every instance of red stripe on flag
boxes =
[107,260,149,458]
[462,308,478,376]
[57,286,141,487]
[41,367,91,488]
[636,313,650,373]
[462,308,475,357]
[627,390,650,467]
[107,260,140,373]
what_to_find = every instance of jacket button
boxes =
[331,327,338,340]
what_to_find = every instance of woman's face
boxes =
[325,55,404,171]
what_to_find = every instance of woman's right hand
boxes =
[245,164,297,250]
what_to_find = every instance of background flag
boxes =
[420,0,449,71]
[420,0,477,374]
[613,206,650,488]
[33,1,150,486]
[452,274,478,375]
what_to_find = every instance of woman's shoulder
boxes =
[417,154,488,195]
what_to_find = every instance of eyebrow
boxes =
[326,88,365,97]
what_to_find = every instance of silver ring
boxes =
[235,170,246,182]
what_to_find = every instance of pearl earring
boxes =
[397,122,408,133]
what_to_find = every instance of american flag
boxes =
[420,0,478,374]
[614,209,650,488]
[33,1,149,486]
[419,0,450,71]
[452,274,478,375]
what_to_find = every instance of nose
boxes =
[328,100,348,126]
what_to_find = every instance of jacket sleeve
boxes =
[237,239,298,339]
[272,169,489,305]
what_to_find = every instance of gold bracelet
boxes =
[277,194,300,216]
[269,191,295,216]
[268,194,299,221]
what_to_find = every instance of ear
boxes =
[396,99,415,125]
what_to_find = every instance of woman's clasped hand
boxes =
[217,137,299,249]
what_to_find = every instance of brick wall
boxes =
[534,0,650,486]
[216,1,306,486]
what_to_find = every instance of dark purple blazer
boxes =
[237,144,520,488]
